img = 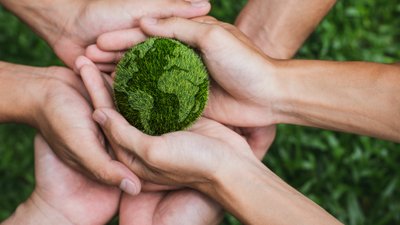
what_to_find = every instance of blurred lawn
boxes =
[1,1,399,225]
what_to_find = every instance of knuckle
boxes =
[93,166,114,184]
[142,138,164,166]
[199,25,226,47]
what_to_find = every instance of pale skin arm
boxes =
[0,62,41,124]
[2,135,121,225]
[77,57,342,225]
[204,155,342,225]
[0,61,141,195]
[0,0,210,69]
[134,17,400,142]
[272,60,400,142]
[236,0,337,59]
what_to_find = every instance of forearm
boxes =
[0,61,42,125]
[236,0,336,59]
[202,158,341,225]
[0,0,83,46]
[272,60,400,142]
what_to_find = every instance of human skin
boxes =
[0,62,141,195]
[1,135,120,225]
[1,60,222,225]
[236,0,337,59]
[0,0,211,70]
[76,56,224,225]
[77,57,343,225]
[83,0,333,158]
[131,16,400,142]
[0,0,210,196]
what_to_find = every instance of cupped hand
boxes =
[50,0,211,69]
[32,66,141,195]
[77,56,258,188]
[28,134,120,225]
[85,16,278,158]
[76,57,224,225]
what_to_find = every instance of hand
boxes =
[32,66,141,195]
[77,55,259,189]
[3,134,120,225]
[76,57,224,225]
[119,190,222,225]
[85,16,278,156]
[0,0,210,69]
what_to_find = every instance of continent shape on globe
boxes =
[114,37,209,135]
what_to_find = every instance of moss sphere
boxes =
[113,37,209,135]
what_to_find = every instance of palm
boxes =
[120,189,222,225]
[36,68,105,176]
[206,81,276,159]
[52,0,210,68]
[34,135,120,225]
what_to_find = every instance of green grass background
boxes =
[0,0,399,224]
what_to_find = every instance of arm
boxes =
[0,61,44,124]
[135,16,400,142]
[202,155,342,225]
[0,0,210,68]
[235,0,336,59]
[77,58,342,225]
[272,60,400,142]
[0,61,140,194]
[1,135,120,225]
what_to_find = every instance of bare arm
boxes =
[271,60,400,142]
[0,0,210,68]
[236,0,336,59]
[0,62,43,124]
[78,56,343,225]
[203,158,342,225]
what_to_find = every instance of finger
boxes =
[192,15,218,24]
[76,57,116,73]
[142,182,181,192]
[92,108,151,157]
[97,29,147,51]
[78,58,115,109]
[102,73,114,90]
[86,44,125,63]
[95,64,116,73]
[75,54,96,69]
[242,126,277,160]
[79,136,141,196]
[141,16,264,57]
[140,16,216,48]
[120,192,165,225]
[146,0,211,21]
[35,133,141,196]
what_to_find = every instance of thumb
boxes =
[78,137,142,196]
[35,134,142,196]
[145,0,211,20]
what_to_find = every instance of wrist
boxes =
[260,57,282,125]
[0,62,46,125]
[3,193,73,225]
[201,155,268,224]
[0,0,86,47]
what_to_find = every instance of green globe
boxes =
[113,37,209,135]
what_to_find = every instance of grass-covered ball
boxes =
[113,37,209,135]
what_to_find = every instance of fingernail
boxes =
[93,110,107,126]
[191,1,209,8]
[120,178,139,196]
[141,17,158,25]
